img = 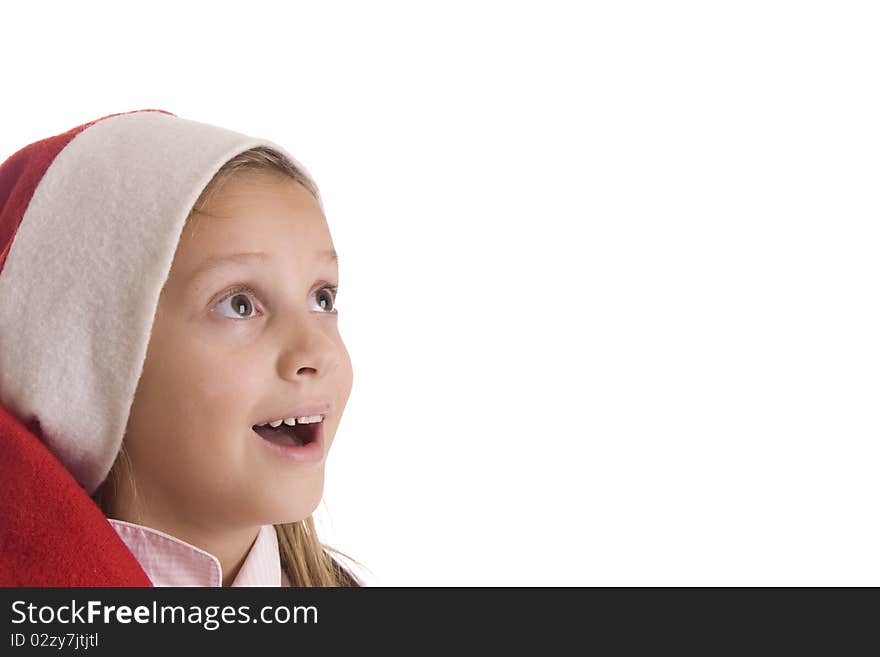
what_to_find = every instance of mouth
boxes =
[252,420,320,448]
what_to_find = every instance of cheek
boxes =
[128,328,264,473]
[337,341,355,404]
[324,342,354,448]
[160,327,263,414]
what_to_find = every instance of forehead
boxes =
[199,171,316,214]
[165,174,336,291]
[181,173,331,250]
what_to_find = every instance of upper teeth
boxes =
[260,415,324,428]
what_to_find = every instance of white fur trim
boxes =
[0,111,318,494]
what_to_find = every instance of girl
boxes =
[0,109,363,587]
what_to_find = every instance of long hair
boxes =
[93,146,363,587]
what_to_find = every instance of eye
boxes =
[313,284,339,314]
[213,284,339,320]
[214,286,261,320]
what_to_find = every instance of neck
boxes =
[104,489,260,586]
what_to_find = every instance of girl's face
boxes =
[116,172,353,535]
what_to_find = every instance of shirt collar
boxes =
[108,519,288,587]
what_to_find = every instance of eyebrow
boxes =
[190,249,338,280]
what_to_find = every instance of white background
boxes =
[2,1,878,585]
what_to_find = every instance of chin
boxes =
[264,487,324,525]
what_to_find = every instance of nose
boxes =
[276,315,337,380]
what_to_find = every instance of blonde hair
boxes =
[93,146,363,587]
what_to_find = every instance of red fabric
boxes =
[0,402,153,586]
[0,110,174,586]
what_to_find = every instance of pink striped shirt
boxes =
[108,519,291,587]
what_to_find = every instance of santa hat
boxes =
[0,109,319,585]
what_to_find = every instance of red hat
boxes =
[0,109,318,585]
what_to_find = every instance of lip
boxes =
[254,402,332,426]
[253,419,325,463]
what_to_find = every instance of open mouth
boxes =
[252,421,320,448]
